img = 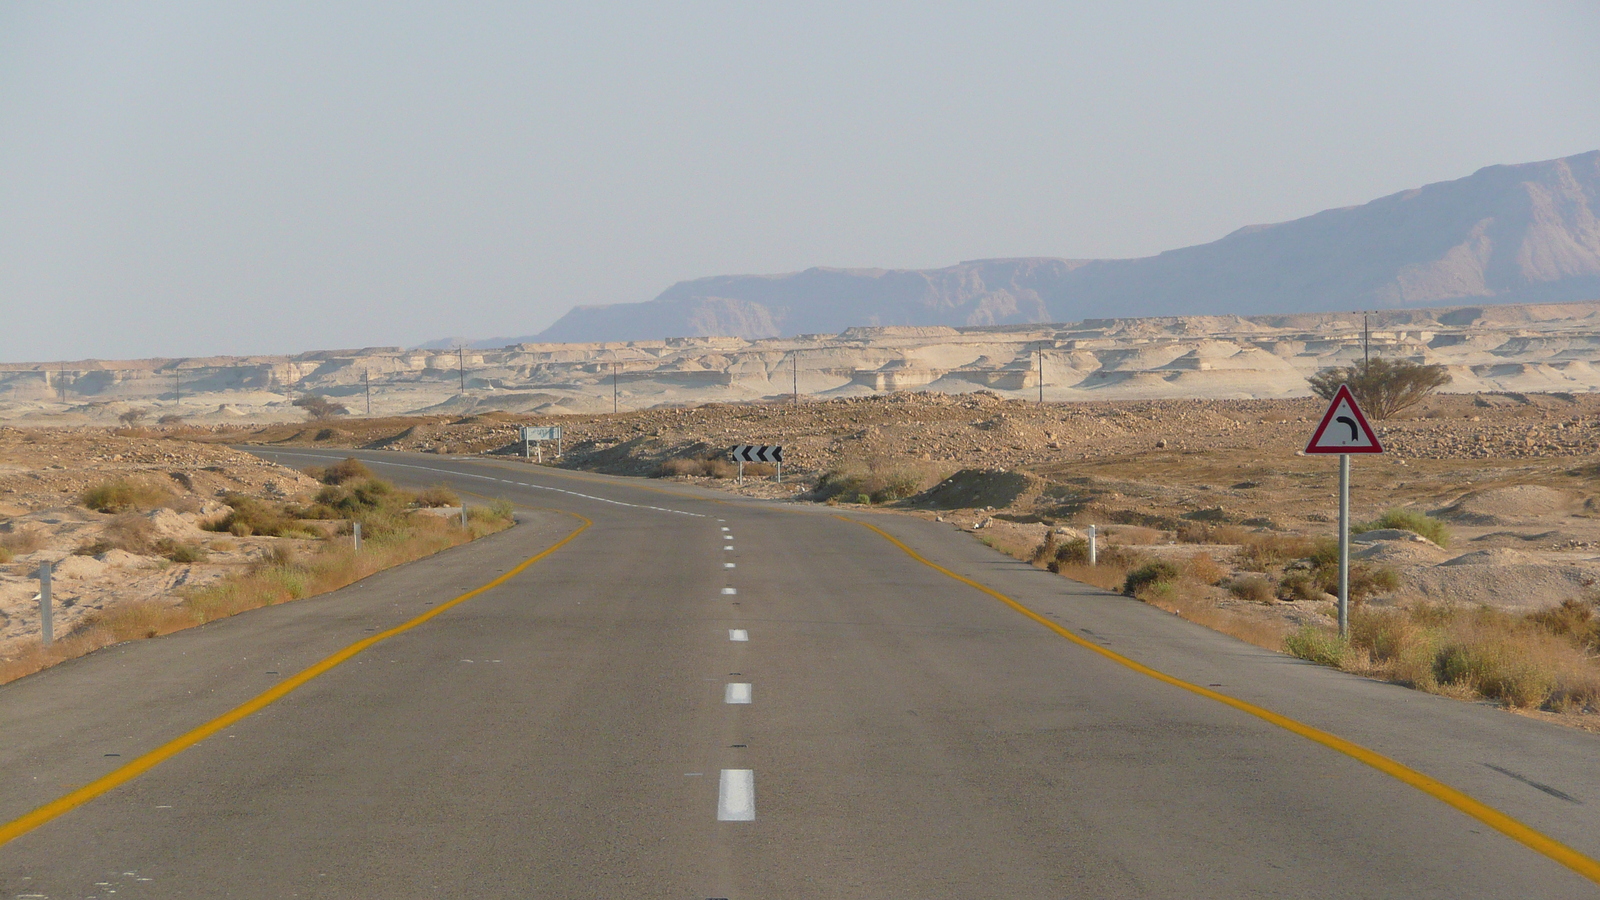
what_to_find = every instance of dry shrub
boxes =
[304,457,373,485]
[1175,523,1254,544]
[1124,560,1181,595]
[1353,508,1451,547]
[0,525,47,556]
[1139,579,1291,652]
[1287,603,1600,712]
[1051,561,1127,592]
[1183,553,1226,586]
[1107,526,1164,545]
[814,463,926,504]
[1228,575,1277,604]
[658,457,706,477]
[412,484,461,508]
[76,513,157,556]
[204,495,303,537]
[1235,533,1321,571]
[81,478,174,513]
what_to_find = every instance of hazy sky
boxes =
[3,2,1598,362]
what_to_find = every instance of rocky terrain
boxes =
[0,428,325,653]
[3,301,1600,425]
[534,150,1600,342]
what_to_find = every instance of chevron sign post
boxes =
[731,445,784,483]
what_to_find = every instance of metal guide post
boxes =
[38,562,52,646]
[1338,454,1350,638]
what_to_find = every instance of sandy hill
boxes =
[529,151,1600,343]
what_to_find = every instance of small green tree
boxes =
[293,394,349,421]
[1308,357,1450,419]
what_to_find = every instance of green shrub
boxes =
[1353,508,1450,547]
[1124,560,1181,595]
[1285,625,1347,667]
[205,495,302,537]
[81,478,174,513]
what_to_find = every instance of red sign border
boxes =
[1304,384,1384,454]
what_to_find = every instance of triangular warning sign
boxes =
[1305,384,1383,454]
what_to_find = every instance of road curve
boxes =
[2,448,1599,899]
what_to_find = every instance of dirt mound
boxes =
[1352,540,1452,566]
[1402,560,1600,609]
[1440,548,1548,566]
[912,469,1046,510]
[1437,485,1578,524]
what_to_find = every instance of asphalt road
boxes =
[4,449,1600,898]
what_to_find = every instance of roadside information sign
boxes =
[1304,384,1383,454]
[521,425,562,460]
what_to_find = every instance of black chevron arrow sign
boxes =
[731,444,783,464]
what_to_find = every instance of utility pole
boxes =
[613,362,619,414]
[1037,349,1044,404]
[793,350,799,407]
[458,347,466,395]
[364,368,372,416]
[1363,313,1370,371]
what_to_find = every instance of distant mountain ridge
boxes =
[479,150,1600,346]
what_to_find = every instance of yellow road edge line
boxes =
[842,515,1600,886]
[0,512,593,849]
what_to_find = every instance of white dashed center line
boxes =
[728,629,748,642]
[717,769,756,821]
[724,683,752,704]
[724,562,735,569]
[721,587,737,595]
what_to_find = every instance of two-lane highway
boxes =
[4,449,1600,898]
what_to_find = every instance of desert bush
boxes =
[156,539,208,563]
[1096,544,1149,569]
[812,464,928,499]
[1029,533,1058,566]
[1047,538,1091,572]
[658,458,707,477]
[81,478,174,513]
[1234,533,1321,571]
[413,484,461,508]
[1285,625,1348,667]
[1308,357,1451,419]
[1526,598,1600,652]
[1124,560,1181,595]
[157,414,185,425]
[117,408,149,426]
[1228,575,1277,604]
[0,526,46,555]
[305,457,373,486]
[313,478,398,516]
[293,394,349,420]
[1352,508,1450,547]
[1183,552,1227,585]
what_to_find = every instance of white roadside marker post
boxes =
[461,502,468,529]
[38,561,52,646]
[1087,525,1097,566]
[353,520,362,552]
[1304,384,1383,640]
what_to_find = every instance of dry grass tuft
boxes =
[1284,601,1600,712]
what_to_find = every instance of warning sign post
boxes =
[1305,385,1384,638]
